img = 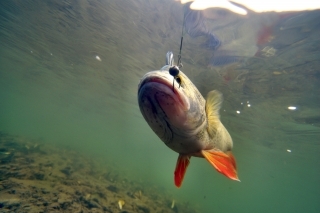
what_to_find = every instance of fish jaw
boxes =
[138,71,190,127]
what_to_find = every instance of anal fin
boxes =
[174,155,191,188]
[201,150,239,181]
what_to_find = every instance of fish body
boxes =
[137,52,239,187]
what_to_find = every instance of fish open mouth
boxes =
[138,73,190,112]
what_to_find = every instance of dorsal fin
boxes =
[205,90,223,138]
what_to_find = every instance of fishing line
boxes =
[177,5,187,68]
[169,6,187,91]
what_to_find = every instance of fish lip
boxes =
[138,74,190,111]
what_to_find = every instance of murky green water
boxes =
[0,0,319,212]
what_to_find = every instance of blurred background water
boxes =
[0,0,319,212]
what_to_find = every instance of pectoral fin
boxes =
[205,90,222,138]
[174,155,191,188]
[201,150,239,181]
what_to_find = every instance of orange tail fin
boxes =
[201,150,239,181]
[174,155,191,188]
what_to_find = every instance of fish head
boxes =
[137,66,206,145]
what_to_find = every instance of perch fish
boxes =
[137,52,239,187]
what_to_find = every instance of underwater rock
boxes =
[106,185,118,193]
[137,205,150,213]
[48,202,60,210]
[22,205,31,210]
[0,198,21,208]
[82,198,100,209]
[102,206,112,212]
[96,190,106,199]
[41,188,50,194]
[60,166,72,176]
[32,172,45,180]
[7,189,16,194]
[59,200,72,210]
